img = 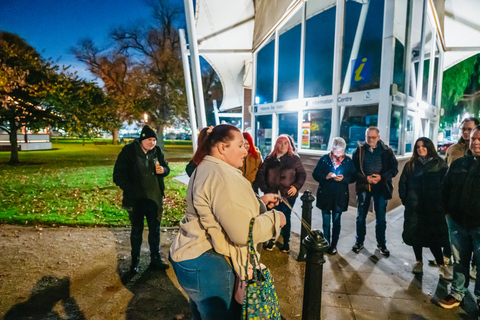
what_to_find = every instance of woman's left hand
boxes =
[287,185,297,197]
[261,193,280,209]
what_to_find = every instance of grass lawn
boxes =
[0,142,193,227]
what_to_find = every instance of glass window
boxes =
[255,115,273,158]
[341,0,384,93]
[409,0,424,98]
[406,113,415,152]
[255,36,275,104]
[340,105,378,154]
[432,42,440,106]
[393,0,408,93]
[390,105,403,155]
[304,5,336,98]
[277,112,299,149]
[302,109,332,150]
[278,9,302,102]
[218,117,242,129]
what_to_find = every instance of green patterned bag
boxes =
[242,218,281,320]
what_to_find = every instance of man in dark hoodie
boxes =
[351,126,398,257]
[113,125,170,273]
[439,125,480,310]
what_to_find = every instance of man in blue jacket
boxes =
[351,127,398,257]
[113,125,170,273]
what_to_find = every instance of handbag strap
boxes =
[245,218,262,281]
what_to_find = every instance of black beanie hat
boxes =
[139,125,157,141]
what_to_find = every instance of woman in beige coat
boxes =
[169,124,286,319]
[240,132,262,185]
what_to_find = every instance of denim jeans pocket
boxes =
[176,262,200,294]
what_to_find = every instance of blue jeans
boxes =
[275,197,296,246]
[447,218,480,301]
[355,191,387,247]
[169,250,238,320]
[322,210,342,248]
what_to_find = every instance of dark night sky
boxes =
[0,0,155,81]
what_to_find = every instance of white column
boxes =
[416,0,428,101]
[183,0,207,128]
[378,0,396,144]
[179,29,198,151]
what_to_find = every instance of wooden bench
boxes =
[94,141,108,145]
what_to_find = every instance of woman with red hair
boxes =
[239,132,263,185]
[255,134,306,252]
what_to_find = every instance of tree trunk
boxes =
[156,124,165,151]
[112,128,119,145]
[8,119,19,164]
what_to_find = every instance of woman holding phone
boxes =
[313,137,356,255]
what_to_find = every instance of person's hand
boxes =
[156,165,164,174]
[334,174,343,182]
[371,174,381,184]
[261,193,280,209]
[287,185,297,197]
[326,172,336,179]
[278,212,287,228]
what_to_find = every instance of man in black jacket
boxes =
[113,126,170,273]
[439,125,480,310]
[351,127,398,257]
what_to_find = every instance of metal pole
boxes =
[302,230,329,320]
[179,29,198,151]
[183,0,207,128]
[298,190,315,262]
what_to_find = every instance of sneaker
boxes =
[352,242,364,254]
[438,294,461,309]
[439,265,453,281]
[412,261,423,274]
[281,243,290,253]
[130,256,140,274]
[150,256,169,270]
[377,246,390,257]
[327,247,337,255]
[263,239,276,251]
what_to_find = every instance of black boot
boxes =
[130,256,140,274]
[150,254,169,270]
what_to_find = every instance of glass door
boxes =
[255,115,273,158]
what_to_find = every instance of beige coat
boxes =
[445,138,468,166]
[240,149,262,184]
[170,155,281,278]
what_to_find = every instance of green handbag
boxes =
[242,218,281,320]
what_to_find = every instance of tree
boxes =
[0,32,58,164]
[49,70,115,145]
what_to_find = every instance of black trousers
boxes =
[126,199,163,259]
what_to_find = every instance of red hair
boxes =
[269,135,294,158]
[242,132,259,160]
[192,124,241,165]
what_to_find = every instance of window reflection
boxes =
[255,115,273,157]
[255,37,275,104]
[390,105,403,155]
[340,105,378,154]
[278,113,298,148]
[302,109,332,150]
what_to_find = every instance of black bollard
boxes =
[297,190,315,261]
[302,230,329,320]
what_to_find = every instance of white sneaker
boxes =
[412,261,423,274]
[439,265,453,281]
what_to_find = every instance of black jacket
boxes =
[398,158,449,247]
[255,153,306,199]
[312,154,356,212]
[352,140,398,199]
[441,153,480,229]
[113,140,170,207]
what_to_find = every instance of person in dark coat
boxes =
[398,137,451,279]
[113,125,170,273]
[185,126,213,177]
[439,125,480,310]
[351,126,398,257]
[255,134,307,253]
[313,137,356,255]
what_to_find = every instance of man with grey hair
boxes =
[351,127,398,257]
[445,117,479,166]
